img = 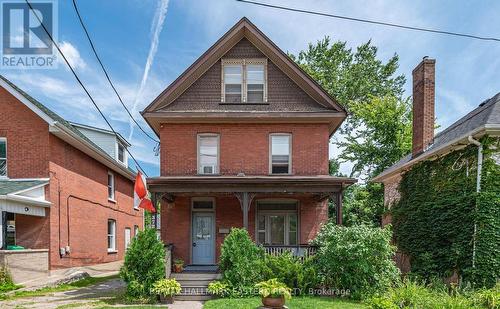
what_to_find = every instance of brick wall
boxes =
[160,123,329,176]
[48,135,142,269]
[0,87,49,178]
[161,194,328,264]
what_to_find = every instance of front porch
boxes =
[149,175,355,266]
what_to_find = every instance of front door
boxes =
[192,212,215,264]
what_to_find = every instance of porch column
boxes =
[235,192,255,230]
[336,190,343,225]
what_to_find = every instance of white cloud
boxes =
[59,41,87,70]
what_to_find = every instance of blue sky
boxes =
[2,0,500,177]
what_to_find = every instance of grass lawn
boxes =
[203,296,366,309]
[0,274,119,300]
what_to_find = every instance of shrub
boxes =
[207,280,230,297]
[0,267,16,292]
[219,228,266,294]
[151,278,181,297]
[255,278,292,300]
[263,252,318,294]
[120,228,166,298]
[311,223,399,299]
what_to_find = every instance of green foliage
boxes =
[331,183,384,226]
[293,38,410,178]
[0,267,16,293]
[392,137,499,286]
[120,228,165,298]
[150,278,181,297]
[312,223,400,299]
[207,280,230,297]
[219,228,266,293]
[173,258,184,265]
[367,280,500,309]
[262,252,319,294]
[255,278,292,300]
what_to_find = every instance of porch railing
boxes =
[263,245,317,259]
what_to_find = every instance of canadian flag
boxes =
[134,171,156,213]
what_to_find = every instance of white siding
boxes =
[75,127,118,158]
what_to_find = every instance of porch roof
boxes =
[147,175,356,193]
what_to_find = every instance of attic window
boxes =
[221,59,267,103]
[117,143,125,164]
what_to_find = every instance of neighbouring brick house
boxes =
[373,58,500,272]
[0,75,143,283]
[142,18,356,267]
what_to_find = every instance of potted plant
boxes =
[173,258,184,273]
[255,278,291,308]
[207,280,230,298]
[151,278,181,304]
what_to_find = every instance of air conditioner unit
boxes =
[201,165,216,174]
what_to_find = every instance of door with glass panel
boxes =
[192,212,215,264]
[257,205,298,246]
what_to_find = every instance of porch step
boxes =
[174,294,212,301]
[171,272,221,281]
[176,279,213,287]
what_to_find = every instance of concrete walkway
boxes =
[1,277,205,309]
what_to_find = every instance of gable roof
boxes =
[0,75,135,180]
[373,92,500,181]
[142,17,347,136]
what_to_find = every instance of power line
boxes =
[25,0,149,177]
[71,0,160,144]
[236,0,500,43]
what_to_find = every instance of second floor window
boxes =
[198,134,219,175]
[117,143,125,164]
[0,139,6,177]
[107,172,115,200]
[222,59,267,103]
[270,134,291,174]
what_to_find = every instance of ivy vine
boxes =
[392,136,499,287]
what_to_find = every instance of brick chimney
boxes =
[412,57,435,157]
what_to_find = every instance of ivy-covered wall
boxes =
[392,136,499,287]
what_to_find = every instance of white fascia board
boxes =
[373,126,491,182]
[50,123,135,180]
[0,194,51,207]
[0,79,55,125]
[9,182,49,195]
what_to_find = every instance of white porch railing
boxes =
[263,245,317,259]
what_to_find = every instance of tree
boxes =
[293,37,412,225]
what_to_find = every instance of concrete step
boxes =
[177,279,212,287]
[180,286,209,295]
[174,294,212,301]
[171,273,221,281]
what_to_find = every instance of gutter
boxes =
[468,135,483,269]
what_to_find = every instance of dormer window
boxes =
[221,59,267,103]
[116,142,127,166]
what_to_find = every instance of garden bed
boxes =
[203,296,365,309]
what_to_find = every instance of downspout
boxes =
[468,135,483,269]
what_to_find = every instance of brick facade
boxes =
[0,85,142,270]
[161,194,329,264]
[160,123,330,176]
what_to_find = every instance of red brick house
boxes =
[0,75,143,283]
[142,18,355,267]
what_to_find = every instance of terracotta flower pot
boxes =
[173,264,183,273]
[159,295,174,304]
[262,295,285,308]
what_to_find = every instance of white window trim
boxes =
[221,58,267,103]
[107,171,116,202]
[191,197,216,212]
[197,134,220,175]
[134,225,139,237]
[115,142,128,166]
[107,219,117,253]
[0,137,7,179]
[255,200,299,246]
[125,227,131,249]
[269,133,292,175]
